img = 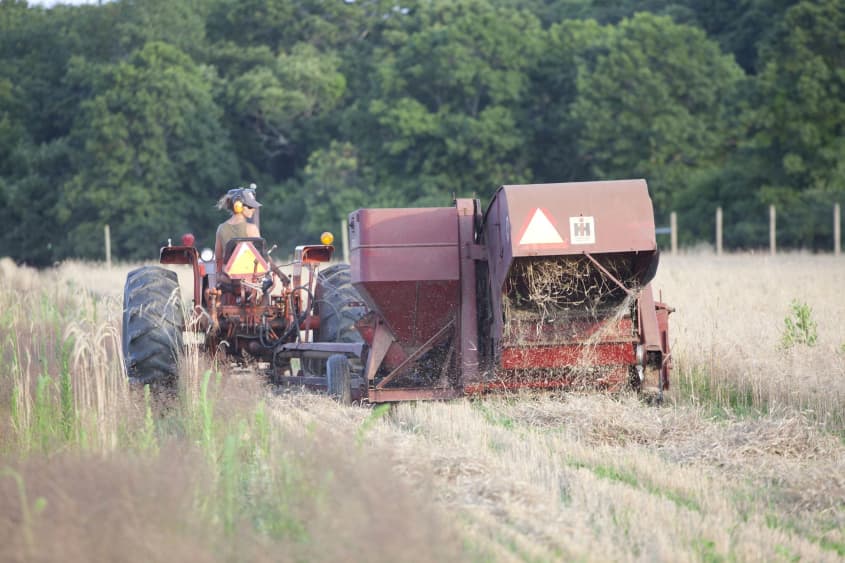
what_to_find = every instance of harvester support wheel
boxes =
[122,266,185,386]
[326,354,351,405]
[638,351,665,406]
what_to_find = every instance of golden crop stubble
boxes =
[653,252,845,426]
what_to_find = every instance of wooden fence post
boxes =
[104,224,111,268]
[835,203,841,256]
[716,207,723,256]
[670,211,678,255]
[769,205,776,256]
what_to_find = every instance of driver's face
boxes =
[243,206,255,218]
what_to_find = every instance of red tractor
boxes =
[122,179,671,402]
[122,230,364,391]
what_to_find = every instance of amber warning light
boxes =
[320,232,334,245]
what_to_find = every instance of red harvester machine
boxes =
[123,179,671,402]
[347,179,671,402]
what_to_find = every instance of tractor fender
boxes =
[159,245,203,308]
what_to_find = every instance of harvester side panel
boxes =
[353,280,457,346]
[349,207,460,343]
[349,208,462,394]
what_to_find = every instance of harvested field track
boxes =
[1,255,844,562]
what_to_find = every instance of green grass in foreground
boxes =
[675,363,845,440]
[2,364,461,561]
[675,365,765,420]
[0,285,460,561]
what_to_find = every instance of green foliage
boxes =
[59,41,238,258]
[291,141,396,238]
[59,339,75,443]
[818,537,845,557]
[8,336,82,453]
[196,369,219,459]
[219,41,346,183]
[571,13,744,214]
[691,538,725,563]
[115,0,209,58]
[0,0,841,262]
[139,385,158,454]
[567,457,701,512]
[744,0,845,248]
[676,363,764,419]
[10,383,24,450]
[33,376,54,453]
[207,0,296,50]
[754,0,845,189]
[781,299,818,348]
[526,18,609,182]
[473,400,517,430]
[358,0,543,204]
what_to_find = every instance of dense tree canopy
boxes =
[358,0,543,204]
[59,42,238,256]
[571,13,745,215]
[0,0,842,263]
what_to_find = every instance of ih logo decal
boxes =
[225,241,269,278]
[569,216,596,244]
[519,208,564,245]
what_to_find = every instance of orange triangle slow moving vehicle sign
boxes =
[519,208,565,245]
[224,241,269,279]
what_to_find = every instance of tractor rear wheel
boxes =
[122,266,185,385]
[303,264,366,378]
[314,263,366,344]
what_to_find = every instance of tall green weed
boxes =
[782,299,818,348]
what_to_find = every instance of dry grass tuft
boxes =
[0,448,214,563]
[0,258,465,562]
[366,394,845,561]
[655,253,845,432]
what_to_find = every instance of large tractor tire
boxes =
[314,263,367,344]
[304,264,367,386]
[122,266,185,385]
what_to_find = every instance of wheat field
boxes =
[0,254,843,562]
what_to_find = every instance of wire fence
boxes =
[658,204,842,255]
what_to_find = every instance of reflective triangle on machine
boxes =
[519,208,564,245]
[225,241,269,278]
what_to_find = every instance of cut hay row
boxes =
[502,256,638,388]
[274,391,845,561]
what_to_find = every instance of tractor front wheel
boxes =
[326,354,351,405]
[122,266,185,386]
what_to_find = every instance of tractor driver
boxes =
[215,186,262,273]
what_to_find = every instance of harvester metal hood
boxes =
[483,179,658,293]
[485,179,657,255]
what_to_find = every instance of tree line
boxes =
[1,0,843,265]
